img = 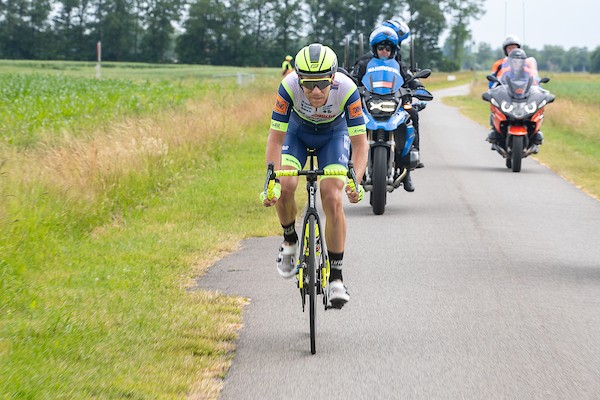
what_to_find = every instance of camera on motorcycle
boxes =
[482,92,491,102]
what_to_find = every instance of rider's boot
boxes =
[533,131,544,145]
[487,129,499,150]
[276,241,297,279]
[402,171,415,192]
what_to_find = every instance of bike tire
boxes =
[371,146,388,215]
[308,215,317,355]
[511,136,523,172]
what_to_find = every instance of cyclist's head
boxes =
[502,34,522,56]
[285,55,293,61]
[295,43,338,78]
[369,26,399,59]
[382,19,410,43]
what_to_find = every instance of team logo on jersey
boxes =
[274,95,289,115]
[348,99,363,119]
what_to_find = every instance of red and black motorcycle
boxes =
[482,58,555,172]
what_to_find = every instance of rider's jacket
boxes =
[281,60,292,76]
[270,72,366,137]
[351,52,422,90]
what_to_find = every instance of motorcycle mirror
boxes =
[546,94,556,103]
[482,92,491,102]
[486,75,500,83]
[415,68,431,79]
[540,77,550,84]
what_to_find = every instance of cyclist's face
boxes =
[299,74,333,107]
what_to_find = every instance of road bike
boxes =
[263,149,360,354]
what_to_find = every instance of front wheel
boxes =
[371,146,388,215]
[511,136,523,172]
[308,215,317,355]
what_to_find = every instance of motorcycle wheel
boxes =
[371,146,387,215]
[511,136,523,172]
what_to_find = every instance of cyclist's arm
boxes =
[267,84,294,169]
[342,87,368,187]
[266,128,286,170]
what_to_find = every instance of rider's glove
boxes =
[259,179,281,203]
[346,180,364,203]
[356,184,365,202]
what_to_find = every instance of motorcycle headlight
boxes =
[524,101,537,114]
[501,101,513,113]
[368,99,397,115]
[511,103,528,119]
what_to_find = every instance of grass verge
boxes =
[1,75,281,398]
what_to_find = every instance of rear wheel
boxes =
[308,215,317,355]
[511,136,523,172]
[371,146,387,215]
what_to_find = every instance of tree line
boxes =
[2,0,600,73]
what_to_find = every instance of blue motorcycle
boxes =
[359,58,431,215]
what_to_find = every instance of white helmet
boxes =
[502,34,522,56]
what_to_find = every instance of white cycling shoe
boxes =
[276,241,298,279]
[329,280,350,309]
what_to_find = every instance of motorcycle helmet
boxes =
[295,43,338,77]
[369,26,399,58]
[507,48,527,74]
[502,34,522,56]
[382,19,410,42]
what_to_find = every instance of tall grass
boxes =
[0,66,282,398]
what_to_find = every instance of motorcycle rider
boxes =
[487,45,544,147]
[350,24,418,192]
[381,19,429,170]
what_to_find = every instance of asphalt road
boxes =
[195,84,600,399]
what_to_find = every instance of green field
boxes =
[1,62,597,399]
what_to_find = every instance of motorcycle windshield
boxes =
[361,58,404,95]
[500,57,540,99]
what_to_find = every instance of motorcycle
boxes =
[482,61,555,172]
[359,58,432,215]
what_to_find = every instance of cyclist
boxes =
[281,55,293,77]
[262,43,368,308]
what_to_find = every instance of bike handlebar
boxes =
[263,161,360,201]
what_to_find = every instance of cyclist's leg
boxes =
[316,128,351,306]
[315,127,350,254]
[277,117,306,227]
[275,119,306,278]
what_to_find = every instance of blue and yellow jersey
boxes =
[270,72,366,137]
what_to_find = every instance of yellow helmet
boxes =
[294,43,338,77]
[285,55,293,61]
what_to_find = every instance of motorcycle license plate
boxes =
[508,126,527,135]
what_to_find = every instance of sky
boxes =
[468,0,600,51]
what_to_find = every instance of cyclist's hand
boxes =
[260,179,281,207]
[345,183,364,203]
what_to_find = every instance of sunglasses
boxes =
[299,77,333,90]
[376,44,393,52]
